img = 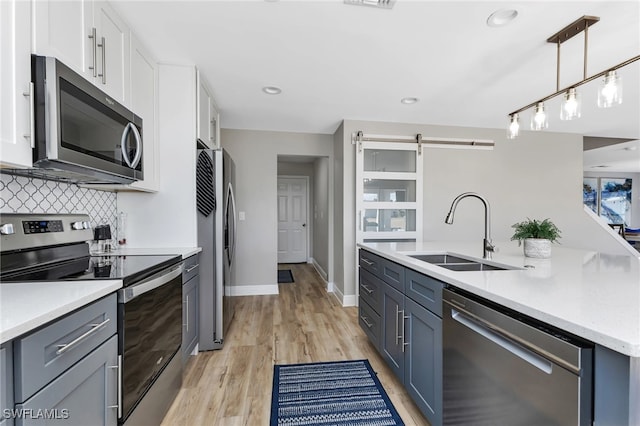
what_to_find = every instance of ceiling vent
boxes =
[344,0,396,9]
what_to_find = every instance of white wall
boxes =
[221,129,333,289]
[334,119,634,301]
[118,64,197,248]
[584,171,640,228]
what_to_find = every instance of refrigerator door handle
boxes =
[229,183,237,265]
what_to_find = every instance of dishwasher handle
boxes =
[451,308,553,374]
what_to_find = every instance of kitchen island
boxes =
[358,241,640,425]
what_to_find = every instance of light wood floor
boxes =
[161,263,429,426]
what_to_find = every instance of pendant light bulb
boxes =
[598,70,623,108]
[531,102,548,131]
[560,88,581,120]
[507,113,520,139]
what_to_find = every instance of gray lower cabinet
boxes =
[9,294,118,426]
[1,343,14,426]
[182,254,199,362]
[359,249,443,426]
[15,336,118,426]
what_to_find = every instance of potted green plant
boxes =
[511,218,561,259]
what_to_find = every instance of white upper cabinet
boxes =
[1,0,33,168]
[127,34,159,192]
[196,71,220,149]
[33,0,130,106]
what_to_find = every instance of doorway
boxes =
[277,176,309,263]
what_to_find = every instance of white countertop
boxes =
[97,247,202,259]
[0,280,122,344]
[360,241,640,357]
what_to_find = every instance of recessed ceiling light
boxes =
[487,9,518,27]
[401,97,419,105]
[262,86,282,95]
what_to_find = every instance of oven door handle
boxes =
[119,264,183,303]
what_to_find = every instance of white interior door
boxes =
[277,177,308,263]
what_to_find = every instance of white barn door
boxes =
[277,177,308,263]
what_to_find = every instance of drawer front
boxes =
[405,269,443,317]
[359,268,382,314]
[14,294,117,403]
[381,258,405,292]
[182,254,200,283]
[359,249,383,277]
[358,299,381,350]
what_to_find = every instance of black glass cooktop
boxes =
[2,254,181,286]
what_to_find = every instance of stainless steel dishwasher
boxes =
[442,288,593,425]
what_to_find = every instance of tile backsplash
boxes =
[0,173,118,248]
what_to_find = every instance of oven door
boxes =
[117,263,183,422]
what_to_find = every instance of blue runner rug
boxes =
[270,359,404,425]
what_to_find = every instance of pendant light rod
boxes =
[508,54,640,117]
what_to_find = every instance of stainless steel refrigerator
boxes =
[196,148,237,350]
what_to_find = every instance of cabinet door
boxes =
[16,335,118,426]
[0,0,33,168]
[381,284,405,382]
[1,344,14,426]
[128,34,159,192]
[197,75,212,147]
[182,274,199,362]
[32,0,92,79]
[404,298,443,426]
[94,1,130,105]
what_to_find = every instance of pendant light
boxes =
[597,70,623,108]
[507,15,640,137]
[507,113,520,139]
[560,87,581,120]
[531,102,548,131]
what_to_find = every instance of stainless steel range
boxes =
[0,213,183,425]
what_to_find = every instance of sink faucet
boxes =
[445,192,496,260]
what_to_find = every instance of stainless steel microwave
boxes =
[25,55,143,184]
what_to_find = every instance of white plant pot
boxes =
[523,238,552,259]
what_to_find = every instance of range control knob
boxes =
[71,221,85,230]
[0,223,15,235]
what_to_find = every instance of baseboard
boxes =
[226,284,280,296]
[326,281,334,292]
[342,295,357,307]
[309,257,328,281]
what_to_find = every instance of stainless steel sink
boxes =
[408,252,518,272]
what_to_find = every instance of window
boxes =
[584,177,633,225]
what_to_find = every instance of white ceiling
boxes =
[584,139,640,173]
[112,0,639,139]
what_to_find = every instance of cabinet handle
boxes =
[401,311,409,353]
[88,27,97,77]
[22,83,35,147]
[185,264,199,273]
[358,210,362,231]
[97,36,106,84]
[395,304,401,344]
[108,358,120,413]
[360,315,373,328]
[56,318,110,355]
[361,284,374,295]
[185,295,189,333]
[360,258,374,267]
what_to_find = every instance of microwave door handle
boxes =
[120,123,134,168]
[129,124,143,169]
